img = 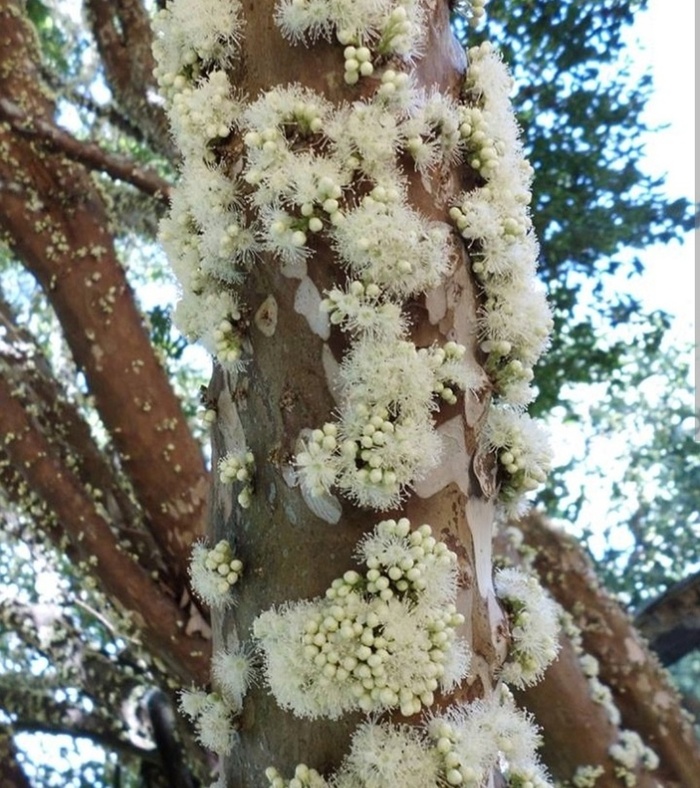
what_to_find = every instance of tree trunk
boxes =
[203,2,505,783]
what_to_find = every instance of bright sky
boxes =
[621,0,695,336]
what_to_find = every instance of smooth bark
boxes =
[211,2,501,783]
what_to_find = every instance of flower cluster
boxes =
[296,338,474,509]
[179,688,237,755]
[427,688,552,787]
[266,690,552,787]
[153,1,256,372]
[402,91,463,172]
[253,519,469,720]
[169,70,241,158]
[559,612,622,728]
[494,567,560,688]
[482,407,552,516]
[267,688,551,787]
[211,642,257,708]
[274,0,426,69]
[265,764,328,788]
[333,721,440,787]
[189,539,243,608]
[152,0,244,99]
[218,449,255,507]
[321,280,405,338]
[571,765,605,787]
[609,730,659,786]
[330,190,450,296]
[448,42,552,511]
[559,616,659,785]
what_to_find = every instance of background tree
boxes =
[0,0,696,786]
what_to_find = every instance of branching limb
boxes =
[635,570,700,665]
[0,98,171,202]
[0,367,210,684]
[0,1,208,591]
[516,511,700,787]
[0,299,170,583]
[0,677,158,764]
[83,0,176,160]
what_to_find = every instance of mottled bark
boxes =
[0,97,171,200]
[0,299,168,579]
[207,2,503,783]
[0,1,208,589]
[517,511,700,787]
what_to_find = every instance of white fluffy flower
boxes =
[427,688,551,787]
[211,643,257,708]
[483,406,553,512]
[334,721,441,788]
[179,688,237,755]
[495,567,561,688]
[153,0,243,85]
[254,520,469,720]
[330,196,450,296]
[189,540,242,608]
[169,70,242,157]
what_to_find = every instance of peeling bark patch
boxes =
[424,284,448,325]
[321,344,341,404]
[280,257,307,280]
[294,276,330,340]
[624,636,646,664]
[300,484,342,525]
[413,415,469,499]
[465,496,495,600]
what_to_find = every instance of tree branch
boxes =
[0,98,171,202]
[517,511,700,787]
[635,570,700,665]
[0,367,209,684]
[0,678,159,764]
[83,0,176,160]
[0,1,208,591]
[0,299,170,583]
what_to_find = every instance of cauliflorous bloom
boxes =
[219,449,255,507]
[253,519,469,720]
[211,642,257,708]
[427,687,552,787]
[179,689,237,755]
[333,721,441,788]
[265,763,329,788]
[189,539,243,608]
[494,567,561,688]
[483,406,553,515]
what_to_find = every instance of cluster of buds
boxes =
[218,450,255,508]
